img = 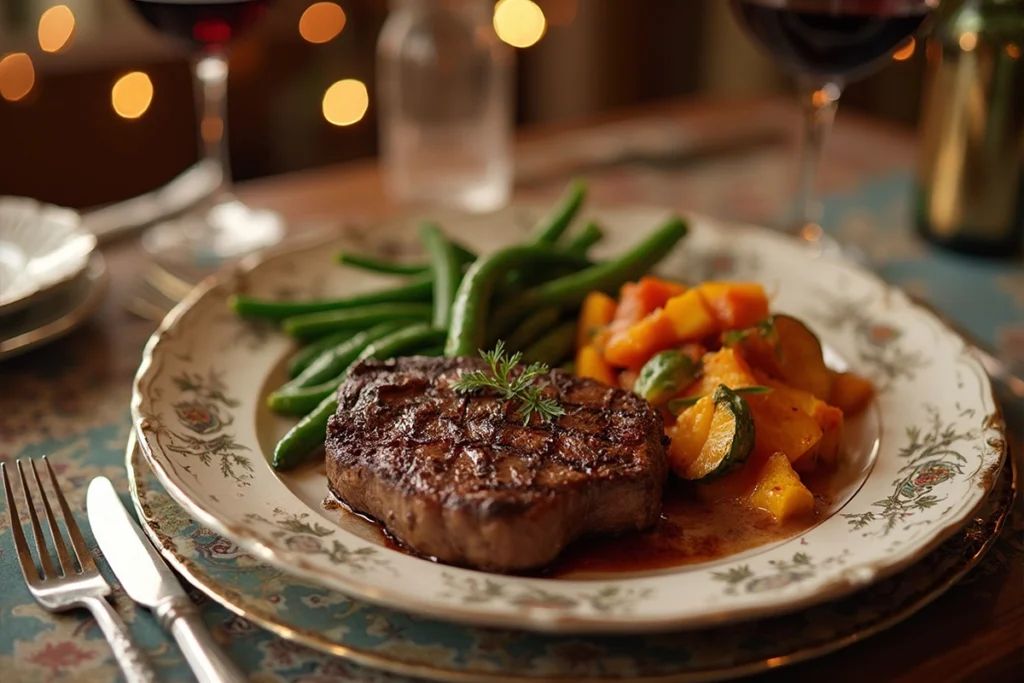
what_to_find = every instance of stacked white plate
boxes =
[0,196,108,360]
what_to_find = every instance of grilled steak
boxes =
[325,356,669,573]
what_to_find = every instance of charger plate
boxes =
[130,432,1015,682]
[131,206,1007,633]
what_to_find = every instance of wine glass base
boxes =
[142,199,285,270]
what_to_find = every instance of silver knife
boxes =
[87,476,247,683]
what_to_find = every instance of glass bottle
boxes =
[377,0,514,213]
[915,0,1024,257]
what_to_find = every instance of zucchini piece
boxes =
[670,384,754,481]
[633,349,699,405]
[726,314,832,401]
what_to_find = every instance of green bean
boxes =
[335,243,478,274]
[271,324,448,469]
[503,306,562,352]
[336,252,429,275]
[230,273,432,322]
[268,380,340,416]
[444,246,593,357]
[273,394,337,470]
[353,323,447,364]
[282,303,433,341]
[278,322,404,393]
[490,216,689,336]
[417,345,445,357]
[286,330,358,378]
[522,320,577,367]
[564,221,604,257]
[528,179,587,245]
[419,221,461,329]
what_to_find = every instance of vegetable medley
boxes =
[575,277,875,524]
[228,176,876,530]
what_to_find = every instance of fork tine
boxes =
[30,459,77,575]
[2,462,40,584]
[16,460,57,579]
[42,455,96,571]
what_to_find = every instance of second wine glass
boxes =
[730,0,940,250]
[128,0,284,268]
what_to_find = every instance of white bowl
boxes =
[0,196,96,317]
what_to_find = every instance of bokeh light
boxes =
[299,2,346,44]
[38,5,76,53]
[1007,43,1020,60]
[0,53,36,102]
[322,79,368,126]
[494,0,546,49]
[959,32,978,52]
[892,37,915,61]
[112,72,154,119]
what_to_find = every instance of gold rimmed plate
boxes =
[129,430,1014,682]
[131,206,1006,633]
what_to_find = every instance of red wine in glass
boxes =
[731,0,932,79]
[729,0,939,247]
[129,0,270,51]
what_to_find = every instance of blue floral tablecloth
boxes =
[1,149,1021,682]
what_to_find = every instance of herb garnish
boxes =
[452,341,565,425]
[722,316,779,350]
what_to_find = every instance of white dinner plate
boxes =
[0,196,96,317]
[0,252,108,361]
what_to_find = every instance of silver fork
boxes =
[1,457,159,683]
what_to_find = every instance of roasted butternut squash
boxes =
[576,292,617,350]
[633,276,687,312]
[749,452,816,523]
[697,282,770,330]
[663,289,718,341]
[746,388,823,465]
[603,310,677,368]
[829,370,875,414]
[575,345,617,386]
[669,394,716,476]
[685,348,758,398]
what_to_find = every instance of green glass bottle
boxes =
[915,0,1024,257]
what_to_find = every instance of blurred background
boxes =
[0,0,931,211]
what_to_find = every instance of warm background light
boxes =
[494,0,546,49]
[38,5,76,53]
[0,53,36,102]
[322,78,368,126]
[112,72,154,119]
[892,37,915,61]
[299,2,346,44]
[539,0,577,27]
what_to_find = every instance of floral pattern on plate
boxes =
[132,207,1006,632]
[129,437,1015,681]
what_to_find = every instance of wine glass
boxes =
[128,0,284,268]
[730,0,941,251]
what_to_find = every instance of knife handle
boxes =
[155,597,248,683]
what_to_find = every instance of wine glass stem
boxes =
[193,50,232,190]
[794,79,841,234]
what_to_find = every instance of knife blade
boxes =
[87,476,247,683]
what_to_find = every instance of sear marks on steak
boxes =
[325,356,669,573]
